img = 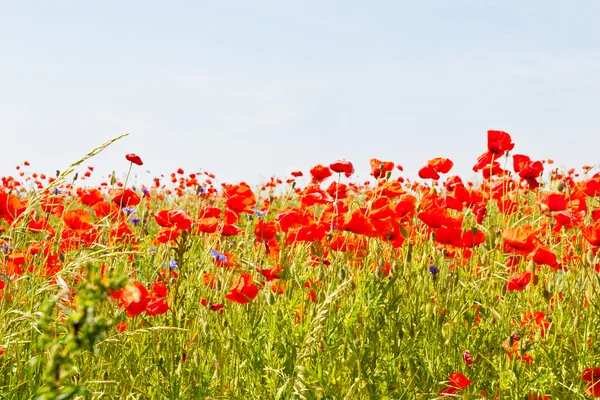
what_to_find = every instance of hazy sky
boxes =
[2,1,599,186]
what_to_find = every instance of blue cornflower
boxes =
[142,187,150,195]
[169,260,179,270]
[51,188,62,195]
[122,207,137,215]
[1,244,9,254]
[252,208,266,219]
[129,216,141,224]
[210,249,228,263]
[429,265,439,279]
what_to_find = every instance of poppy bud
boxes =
[463,350,473,367]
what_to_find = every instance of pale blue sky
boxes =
[1,1,599,186]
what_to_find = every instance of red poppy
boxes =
[531,246,560,270]
[487,130,514,155]
[125,153,143,166]
[254,220,278,242]
[0,192,24,222]
[507,272,532,291]
[156,227,180,243]
[112,189,141,207]
[433,158,453,173]
[370,158,395,179]
[78,188,105,207]
[224,183,256,215]
[154,209,193,231]
[63,209,94,231]
[582,221,600,246]
[527,395,550,400]
[502,225,539,254]
[196,217,219,234]
[438,386,458,397]
[225,274,259,304]
[113,281,150,317]
[342,208,377,237]
[198,206,222,219]
[460,229,485,248]
[221,224,241,236]
[418,165,440,180]
[513,154,544,188]
[309,164,332,182]
[146,298,169,316]
[448,372,472,389]
[582,368,600,397]
[258,264,283,281]
[329,159,354,177]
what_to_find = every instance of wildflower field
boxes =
[1,131,600,399]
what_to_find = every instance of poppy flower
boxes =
[419,158,454,180]
[502,225,539,254]
[531,247,560,270]
[112,189,141,207]
[225,274,259,304]
[507,272,532,291]
[0,192,24,222]
[145,298,169,316]
[439,372,472,397]
[582,221,600,246]
[221,224,241,236]
[114,281,150,317]
[521,311,550,337]
[78,188,105,207]
[461,229,485,248]
[329,159,354,177]
[527,395,550,400]
[224,183,257,215]
[582,368,600,397]
[125,153,143,166]
[370,159,395,179]
[342,208,377,237]
[487,130,514,155]
[258,264,283,281]
[156,227,180,243]
[448,372,472,389]
[513,154,544,188]
[418,165,440,180]
[254,220,278,242]
[63,209,94,231]
[154,209,193,231]
[309,164,332,182]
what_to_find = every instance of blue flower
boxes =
[142,187,150,195]
[122,207,137,215]
[169,260,179,269]
[252,208,266,219]
[129,216,141,224]
[210,249,228,263]
[51,188,62,195]
[429,265,439,278]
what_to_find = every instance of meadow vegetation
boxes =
[1,131,600,399]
